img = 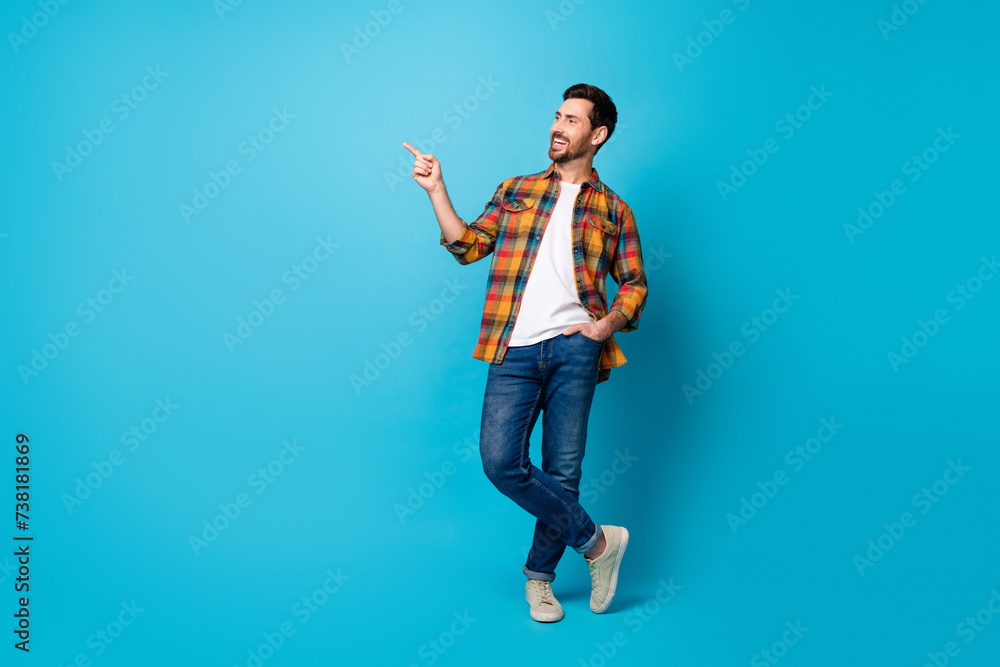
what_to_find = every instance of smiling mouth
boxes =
[552,137,568,148]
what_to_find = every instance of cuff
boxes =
[523,566,556,582]
[440,223,476,255]
[610,302,638,332]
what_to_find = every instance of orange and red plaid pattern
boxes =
[439,161,648,384]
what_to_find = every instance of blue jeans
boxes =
[479,330,604,582]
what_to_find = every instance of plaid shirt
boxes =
[439,161,647,384]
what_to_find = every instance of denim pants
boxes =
[479,330,604,582]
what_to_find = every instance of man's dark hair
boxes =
[562,83,617,154]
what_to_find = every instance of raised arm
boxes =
[403,141,465,244]
[403,141,504,264]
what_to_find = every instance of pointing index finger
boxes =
[402,142,424,159]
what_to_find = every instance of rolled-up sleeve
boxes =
[439,181,506,265]
[608,205,647,332]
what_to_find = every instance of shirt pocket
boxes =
[503,197,536,213]
[582,214,619,268]
[586,214,618,236]
[501,198,537,238]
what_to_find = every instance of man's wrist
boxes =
[427,181,447,200]
[601,310,628,336]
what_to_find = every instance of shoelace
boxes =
[535,582,556,606]
[587,559,600,588]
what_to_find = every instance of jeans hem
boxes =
[523,566,556,582]
[573,522,603,554]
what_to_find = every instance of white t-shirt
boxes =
[508,181,595,347]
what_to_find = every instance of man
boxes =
[403,83,647,622]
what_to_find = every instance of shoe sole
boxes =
[529,609,564,622]
[592,526,629,614]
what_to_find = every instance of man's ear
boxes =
[591,126,608,147]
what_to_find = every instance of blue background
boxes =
[2,0,998,665]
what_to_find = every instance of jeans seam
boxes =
[518,385,543,473]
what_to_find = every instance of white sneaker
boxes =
[525,579,564,622]
[585,524,629,613]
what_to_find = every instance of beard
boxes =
[548,134,588,163]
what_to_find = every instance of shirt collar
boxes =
[541,161,603,193]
